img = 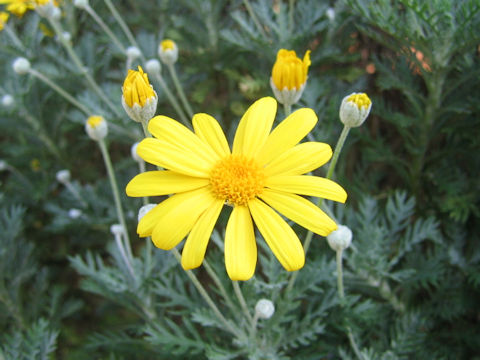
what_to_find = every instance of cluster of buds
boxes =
[270,49,311,106]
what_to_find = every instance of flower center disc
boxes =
[210,155,265,206]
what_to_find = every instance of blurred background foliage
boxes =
[0,0,479,359]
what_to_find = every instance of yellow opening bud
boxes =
[158,39,178,65]
[122,66,155,108]
[339,92,372,128]
[3,1,34,17]
[0,12,9,31]
[160,39,175,51]
[121,66,158,123]
[270,49,311,106]
[271,49,311,91]
[85,115,108,141]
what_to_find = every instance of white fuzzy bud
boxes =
[50,6,61,20]
[1,94,14,108]
[85,115,108,141]
[126,46,141,60]
[0,160,7,171]
[339,93,372,128]
[138,204,156,222]
[130,142,142,163]
[56,169,71,184]
[145,59,161,74]
[60,31,71,43]
[68,208,82,219]
[255,299,275,319]
[73,0,89,9]
[326,225,353,252]
[110,224,125,237]
[158,39,178,65]
[13,57,31,75]
[326,7,335,21]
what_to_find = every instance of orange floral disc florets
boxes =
[210,155,265,206]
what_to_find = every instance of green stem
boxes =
[283,102,292,117]
[28,68,91,115]
[3,23,26,52]
[19,108,62,160]
[288,0,295,33]
[167,63,194,118]
[64,181,88,208]
[242,0,268,40]
[250,312,259,338]
[113,232,135,280]
[171,249,243,338]
[203,260,237,314]
[151,72,190,127]
[48,18,122,117]
[336,250,344,299]
[98,139,133,261]
[286,124,351,292]
[84,4,126,53]
[233,281,254,326]
[104,0,142,54]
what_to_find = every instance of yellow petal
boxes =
[224,206,257,280]
[265,175,347,203]
[193,113,231,158]
[248,198,305,271]
[259,189,337,236]
[137,138,211,177]
[257,108,317,165]
[148,115,219,163]
[232,97,277,158]
[264,142,332,177]
[151,188,215,250]
[181,199,224,270]
[126,170,209,197]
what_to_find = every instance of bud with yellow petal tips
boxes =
[158,39,178,65]
[270,49,311,106]
[121,66,158,123]
[339,93,372,128]
[85,115,108,141]
[0,12,9,31]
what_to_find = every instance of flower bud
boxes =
[145,59,161,74]
[339,93,372,128]
[73,0,88,8]
[270,49,311,106]
[158,39,178,65]
[68,208,82,219]
[138,203,156,222]
[0,11,9,31]
[85,115,108,141]
[0,160,7,171]
[35,0,58,18]
[126,46,141,60]
[56,169,71,184]
[110,224,125,237]
[326,7,335,21]
[13,57,31,75]
[1,94,14,108]
[326,224,352,252]
[130,142,142,163]
[255,299,275,319]
[121,66,158,123]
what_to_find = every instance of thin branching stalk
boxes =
[84,4,126,53]
[283,102,291,117]
[288,0,295,33]
[233,281,254,326]
[203,260,238,314]
[171,249,243,339]
[242,0,268,40]
[48,18,122,117]
[151,72,191,127]
[287,124,352,291]
[28,68,92,115]
[98,139,133,262]
[3,23,26,52]
[104,0,142,56]
[113,231,135,280]
[167,63,194,118]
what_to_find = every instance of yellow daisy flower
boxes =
[0,0,34,17]
[0,11,9,30]
[126,97,347,281]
